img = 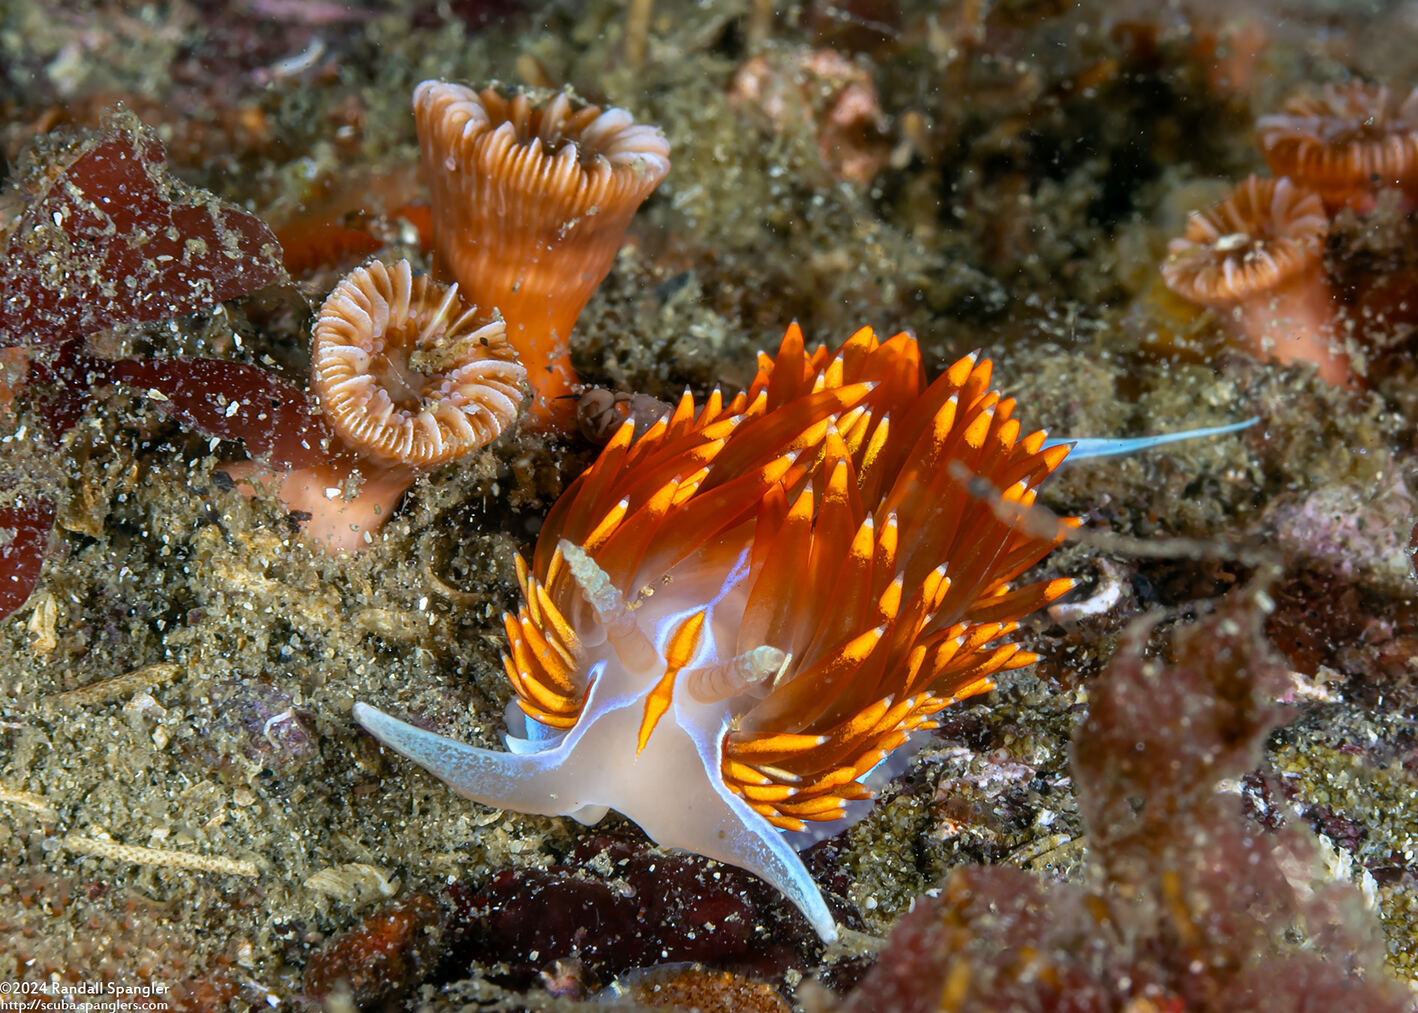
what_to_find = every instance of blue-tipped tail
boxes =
[1046,417,1258,461]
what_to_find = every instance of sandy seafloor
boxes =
[1,0,1417,1009]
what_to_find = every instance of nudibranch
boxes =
[1161,175,1351,388]
[356,323,1079,942]
[224,259,526,551]
[1257,82,1418,212]
[414,81,670,430]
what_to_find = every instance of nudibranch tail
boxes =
[1048,417,1260,460]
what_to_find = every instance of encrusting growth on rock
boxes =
[836,595,1413,1012]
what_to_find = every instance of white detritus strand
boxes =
[1048,558,1127,624]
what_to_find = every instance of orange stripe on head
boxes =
[636,609,707,754]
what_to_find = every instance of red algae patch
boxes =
[440,833,825,988]
[0,109,285,349]
[0,499,55,618]
[838,596,1411,1012]
[0,109,289,619]
[105,357,337,472]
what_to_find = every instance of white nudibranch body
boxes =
[353,532,834,930]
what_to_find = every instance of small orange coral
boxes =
[728,48,891,186]
[1257,82,1418,212]
[1161,176,1350,387]
[228,259,524,552]
[414,81,670,430]
[311,259,524,469]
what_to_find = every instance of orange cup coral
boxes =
[1161,176,1350,387]
[414,81,671,430]
[228,259,525,551]
[355,322,1077,940]
[311,259,524,469]
[1257,82,1418,212]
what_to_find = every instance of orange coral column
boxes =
[1258,82,1418,213]
[1161,176,1352,388]
[414,82,671,431]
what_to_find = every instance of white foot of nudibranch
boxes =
[351,700,841,943]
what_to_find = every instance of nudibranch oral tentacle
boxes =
[358,323,1161,943]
